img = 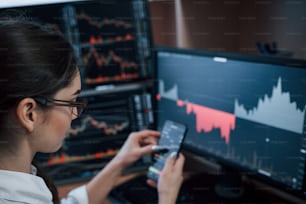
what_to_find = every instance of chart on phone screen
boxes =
[158,120,186,155]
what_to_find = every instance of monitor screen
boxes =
[0,0,152,88]
[154,47,306,199]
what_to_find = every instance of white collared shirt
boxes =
[0,168,88,204]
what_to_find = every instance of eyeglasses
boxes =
[33,97,87,118]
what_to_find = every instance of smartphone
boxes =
[147,120,187,182]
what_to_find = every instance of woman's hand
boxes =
[114,130,160,168]
[87,130,160,204]
[147,153,185,204]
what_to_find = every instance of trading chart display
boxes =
[37,88,154,183]
[74,1,151,86]
[0,0,152,88]
[155,49,306,197]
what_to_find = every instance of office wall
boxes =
[149,0,306,59]
[149,0,177,47]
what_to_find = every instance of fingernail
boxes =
[151,145,157,150]
[170,152,177,159]
[152,145,169,152]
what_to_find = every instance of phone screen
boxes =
[147,120,187,182]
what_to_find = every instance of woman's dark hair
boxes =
[0,18,78,204]
[0,19,78,106]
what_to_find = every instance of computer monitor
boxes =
[0,0,153,89]
[154,47,306,199]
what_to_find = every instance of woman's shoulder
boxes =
[0,169,53,204]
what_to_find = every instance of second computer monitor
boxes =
[154,47,306,199]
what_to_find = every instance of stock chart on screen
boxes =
[1,0,152,88]
[155,48,306,196]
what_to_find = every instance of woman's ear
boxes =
[16,98,38,132]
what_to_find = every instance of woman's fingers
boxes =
[134,130,160,139]
[146,179,157,188]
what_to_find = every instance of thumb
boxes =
[161,152,177,172]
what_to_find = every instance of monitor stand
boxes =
[214,169,245,199]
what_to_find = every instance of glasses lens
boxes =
[73,101,87,117]
[77,106,84,117]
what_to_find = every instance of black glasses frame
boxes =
[33,97,87,118]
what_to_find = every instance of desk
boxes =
[57,152,305,204]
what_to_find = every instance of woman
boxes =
[0,19,185,204]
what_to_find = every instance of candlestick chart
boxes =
[7,0,152,89]
[72,1,146,87]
